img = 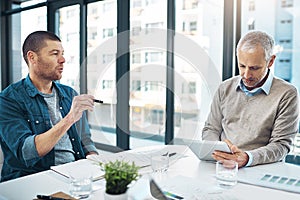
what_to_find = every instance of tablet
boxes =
[189,140,232,161]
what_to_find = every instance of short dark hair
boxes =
[22,31,61,64]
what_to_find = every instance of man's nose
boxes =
[58,55,65,63]
[244,67,251,78]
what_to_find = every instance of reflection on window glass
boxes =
[174,0,224,141]
[11,5,47,82]
[241,0,300,153]
[87,0,117,147]
[58,5,80,91]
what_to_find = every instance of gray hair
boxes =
[236,30,275,62]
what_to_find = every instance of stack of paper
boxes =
[87,151,151,168]
[50,159,104,181]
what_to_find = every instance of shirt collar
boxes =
[24,74,65,99]
[236,70,273,96]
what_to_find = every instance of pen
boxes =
[163,191,184,200]
[169,152,176,157]
[162,152,176,157]
[93,99,103,103]
[36,195,67,200]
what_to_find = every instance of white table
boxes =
[0,145,300,200]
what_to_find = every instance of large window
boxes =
[11,3,47,82]
[58,5,80,91]
[86,0,118,148]
[2,0,299,154]
[174,0,223,142]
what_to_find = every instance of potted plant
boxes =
[100,160,140,199]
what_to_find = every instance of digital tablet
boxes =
[189,140,232,161]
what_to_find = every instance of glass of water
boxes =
[216,160,238,189]
[151,155,169,173]
[69,171,92,199]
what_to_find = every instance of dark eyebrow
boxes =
[49,49,63,54]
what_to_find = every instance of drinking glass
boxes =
[151,155,169,173]
[216,160,238,189]
[69,171,92,199]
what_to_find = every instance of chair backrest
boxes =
[0,145,3,179]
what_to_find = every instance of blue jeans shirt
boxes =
[0,75,97,182]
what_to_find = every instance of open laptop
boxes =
[150,179,184,200]
[189,140,231,161]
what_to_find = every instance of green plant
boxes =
[100,160,140,195]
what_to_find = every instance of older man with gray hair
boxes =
[202,30,299,168]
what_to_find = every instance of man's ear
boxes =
[267,55,276,68]
[27,51,37,64]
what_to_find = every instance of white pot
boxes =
[104,192,128,200]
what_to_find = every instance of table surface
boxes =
[0,145,300,200]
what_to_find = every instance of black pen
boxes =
[36,195,67,200]
[169,152,176,157]
[93,99,103,103]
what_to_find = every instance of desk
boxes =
[0,145,300,200]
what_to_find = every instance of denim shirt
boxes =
[0,75,97,182]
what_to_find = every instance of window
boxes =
[145,0,160,6]
[281,0,293,7]
[189,21,197,32]
[87,0,117,148]
[279,39,292,44]
[132,0,142,8]
[145,52,163,63]
[188,82,196,94]
[89,27,98,40]
[102,80,114,89]
[58,5,80,91]
[103,54,114,64]
[280,19,292,24]
[249,0,255,11]
[131,80,141,91]
[145,22,164,34]
[103,1,114,12]
[183,0,199,10]
[132,26,141,36]
[11,5,47,82]
[145,81,162,91]
[103,28,114,38]
[132,52,141,64]
[66,9,76,18]
[175,0,224,141]
[248,18,255,30]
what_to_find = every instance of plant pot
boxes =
[104,192,128,200]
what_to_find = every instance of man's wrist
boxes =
[245,151,253,167]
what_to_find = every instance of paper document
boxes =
[87,145,187,168]
[87,151,151,168]
[50,159,104,181]
[158,175,239,200]
[238,167,300,194]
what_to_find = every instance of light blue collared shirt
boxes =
[237,70,273,166]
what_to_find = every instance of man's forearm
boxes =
[34,114,75,157]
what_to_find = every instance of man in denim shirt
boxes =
[0,31,98,182]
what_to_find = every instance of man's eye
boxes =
[250,67,259,70]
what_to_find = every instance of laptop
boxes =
[189,140,231,161]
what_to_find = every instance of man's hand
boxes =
[68,94,95,123]
[212,139,249,168]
